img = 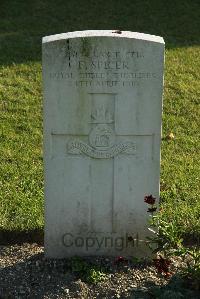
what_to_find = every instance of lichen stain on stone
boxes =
[80,37,91,58]
[76,39,90,125]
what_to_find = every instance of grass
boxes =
[0,0,199,244]
[160,46,200,242]
[70,256,106,284]
[0,62,43,230]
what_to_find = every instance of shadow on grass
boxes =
[0,0,199,66]
[0,229,44,245]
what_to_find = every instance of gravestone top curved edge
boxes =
[42,30,164,44]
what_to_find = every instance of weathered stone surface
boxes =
[42,30,164,258]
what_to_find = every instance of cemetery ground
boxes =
[0,1,200,298]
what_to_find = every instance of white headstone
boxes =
[43,30,164,258]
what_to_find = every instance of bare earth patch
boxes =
[0,244,199,298]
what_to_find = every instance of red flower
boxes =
[153,255,171,278]
[114,256,127,265]
[144,195,156,205]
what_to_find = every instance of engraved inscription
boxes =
[89,124,115,149]
[78,60,129,70]
[49,71,157,89]
[91,106,113,124]
[64,49,144,60]
[48,45,157,89]
[49,72,157,80]
[67,93,137,159]
[68,140,136,159]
